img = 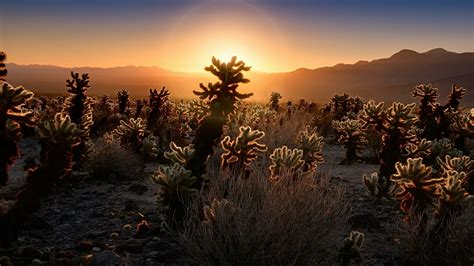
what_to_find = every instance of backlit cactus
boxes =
[412,84,439,139]
[220,126,267,172]
[164,141,195,165]
[436,155,473,193]
[439,171,472,208]
[339,231,365,266]
[361,101,418,197]
[1,113,80,246]
[112,117,145,151]
[0,52,6,82]
[391,158,443,214]
[151,163,198,222]
[186,56,253,188]
[296,128,324,172]
[62,71,94,167]
[140,134,159,161]
[147,87,171,135]
[332,119,366,164]
[268,91,282,111]
[362,172,388,198]
[0,81,35,185]
[117,89,130,115]
[269,146,305,179]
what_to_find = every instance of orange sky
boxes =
[1,1,473,72]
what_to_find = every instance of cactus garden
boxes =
[1,2,474,264]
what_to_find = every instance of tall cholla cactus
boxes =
[186,56,253,188]
[361,101,418,197]
[220,126,267,172]
[117,89,130,116]
[164,141,195,165]
[268,91,282,111]
[296,128,324,172]
[332,119,366,164]
[0,113,80,246]
[62,71,94,167]
[147,87,171,135]
[151,163,198,221]
[0,80,35,186]
[112,117,145,151]
[269,146,305,180]
[390,158,443,214]
[412,84,439,139]
[339,231,365,266]
[438,171,472,210]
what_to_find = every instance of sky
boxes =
[1,0,473,72]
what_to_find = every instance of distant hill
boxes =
[6,48,474,104]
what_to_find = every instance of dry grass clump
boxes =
[176,170,349,265]
[85,137,143,180]
[398,207,474,265]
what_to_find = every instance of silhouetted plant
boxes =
[0,52,6,82]
[332,119,367,164]
[220,126,267,175]
[62,71,94,168]
[339,231,365,266]
[361,101,418,197]
[117,89,130,116]
[185,56,253,189]
[268,91,282,111]
[0,113,80,246]
[147,87,171,134]
[0,81,35,186]
[135,99,144,118]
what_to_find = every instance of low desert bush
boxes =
[85,137,143,180]
[176,170,349,265]
[398,207,474,265]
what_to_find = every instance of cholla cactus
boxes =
[164,142,195,165]
[0,52,6,82]
[268,91,282,111]
[269,146,305,179]
[339,231,365,266]
[62,71,94,168]
[439,171,472,208]
[403,138,433,159]
[332,119,366,164]
[0,113,80,246]
[362,172,388,198]
[446,85,466,110]
[117,89,130,115]
[186,57,253,188]
[220,126,267,171]
[412,84,439,139]
[0,81,35,185]
[361,101,418,196]
[391,158,443,214]
[436,155,473,193]
[147,87,171,135]
[203,198,235,224]
[140,134,159,161]
[296,128,324,172]
[112,118,145,151]
[151,163,198,222]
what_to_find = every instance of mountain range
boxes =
[5,48,474,104]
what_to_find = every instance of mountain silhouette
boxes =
[6,48,473,104]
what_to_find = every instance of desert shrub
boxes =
[398,207,474,265]
[86,137,143,180]
[177,171,349,265]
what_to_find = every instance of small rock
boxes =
[92,247,101,252]
[87,230,108,238]
[31,259,43,265]
[90,250,122,266]
[77,241,94,251]
[128,184,148,195]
